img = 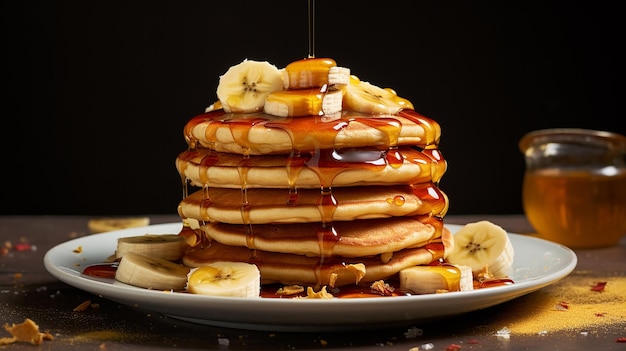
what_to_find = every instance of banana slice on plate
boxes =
[399,264,473,294]
[186,261,261,298]
[116,234,188,261]
[343,75,414,114]
[87,217,150,233]
[445,221,514,278]
[115,252,190,290]
[216,59,284,113]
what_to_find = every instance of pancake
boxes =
[175,57,451,292]
[184,109,441,155]
[176,146,446,189]
[178,184,448,224]
[182,239,447,288]
[197,216,442,258]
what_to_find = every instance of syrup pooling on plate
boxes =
[83,263,117,279]
[80,266,514,297]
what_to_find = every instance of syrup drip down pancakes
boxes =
[176,57,450,290]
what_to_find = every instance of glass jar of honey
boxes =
[519,128,626,248]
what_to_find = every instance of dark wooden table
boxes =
[1,214,625,350]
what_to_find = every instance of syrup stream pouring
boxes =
[308,0,315,58]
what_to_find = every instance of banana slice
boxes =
[445,221,514,278]
[186,261,261,298]
[205,100,223,112]
[87,217,150,233]
[399,264,473,294]
[282,57,350,89]
[216,59,284,113]
[115,252,190,290]
[343,75,414,114]
[264,86,343,117]
[116,234,188,261]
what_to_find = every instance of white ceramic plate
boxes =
[44,223,577,331]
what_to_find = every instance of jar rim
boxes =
[519,128,626,153]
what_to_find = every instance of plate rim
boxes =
[43,222,578,331]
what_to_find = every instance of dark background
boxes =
[3,1,623,216]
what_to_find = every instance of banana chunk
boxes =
[343,75,414,114]
[186,261,261,298]
[282,57,350,89]
[115,252,190,290]
[264,87,343,117]
[116,234,188,261]
[399,265,473,294]
[216,59,284,113]
[446,221,514,278]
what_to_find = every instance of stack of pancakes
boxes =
[176,59,449,289]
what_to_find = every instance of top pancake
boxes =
[183,109,441,155]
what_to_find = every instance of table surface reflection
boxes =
[1,214,625,351]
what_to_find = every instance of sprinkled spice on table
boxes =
[495,271,626,335]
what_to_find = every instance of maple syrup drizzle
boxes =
[398,110,441,149]
[198,191,212,222]
[479,278,515,288]
[425,261,463,291]
[189,110,440,152]
[286,151,306,205]
[356,117,402,149]
[388,195,406,206]
[176,150,195,199]
[178,145,441,187]
[82,263,118,279]
[238,154,256,259]
[175,78,458,289]
[308,0,315,58]
[198,148,219,185]
[411,182,448,217]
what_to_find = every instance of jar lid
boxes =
[519,128,626,153]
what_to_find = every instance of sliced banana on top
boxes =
[445,221,514,278]
[216,59,284,113]
[342,75,414,114]
[116,234,188,261]
[186,261,261,298]
[264,86,343,117]
[214,58,414,117]
[264,57,349,117]
[282,57,350,89]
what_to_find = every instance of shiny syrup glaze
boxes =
[82,263,118,279]
[177,145,447,187]
[183,109,440,151]
[172,103,513,293]
[177,108,449,288]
